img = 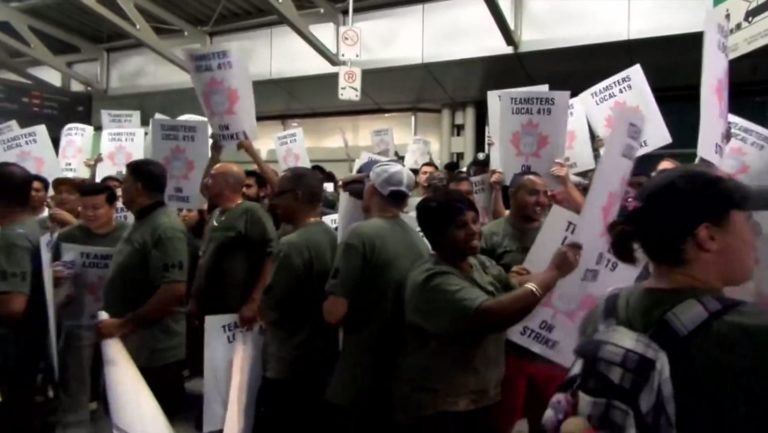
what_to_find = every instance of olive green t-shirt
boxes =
[581,286,768,433]
[480,217,540,273]
[325,216,431,407]
[262,221,338,380]
[51,222,129,262]
[396,254,515,419]
[103,203,188,367]
[194,201,277,315]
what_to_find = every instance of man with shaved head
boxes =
[191,162,277,327]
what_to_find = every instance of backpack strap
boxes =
[649,295,743,350]
[598,288,625,328]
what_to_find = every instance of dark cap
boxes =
[468,152,490,169]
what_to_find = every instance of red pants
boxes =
[494,350,567,433]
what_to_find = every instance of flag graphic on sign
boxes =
[203,77,239,117]
[16,150,45,174]
[60,139,83,161]
[163,146,196,183]
[511,119,549,163]
[604,101,643,135]
[601,187,623,237]
[107,144,133,168]
[282,147,301,168]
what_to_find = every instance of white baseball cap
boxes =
[370,161,415,197]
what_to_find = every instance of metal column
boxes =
[464,103,477,161]
[440,105,453,166]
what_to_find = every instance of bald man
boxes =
[191,163,277,326]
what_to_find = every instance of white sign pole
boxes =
[40,233,58,381]
[222,329,263,433]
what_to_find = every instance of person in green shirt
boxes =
[395,189,580,432]
[579,167,768,433]
[190,162,277,326]
[0,162,47,432]
[51,182,129,429]
[323,161,431,432]
[256,167,338,432]
[98,159,189,418]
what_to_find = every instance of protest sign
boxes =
[101,110,141,129]
[579,64,671,155]
[222,329,263,433]
[565,98,596,174]
[508,109,645,367]
[403,137,431,169]
[471,174,492,225]
[151,118,208,209]
[40,233,57,380]
[188,46,257,148]
[0,120,19,135]
[58,244,114,325]
[114,188,134,224]
[98,312,174,433]
[0,125,62,183]
[322,213,339,229]
[716,0,768,59]
[59,123,94,178]
[487,85,549,170]
[337,152,388,241]
[720,114,768,186]
[96,128,144,180]
[204,314,262,433]
[498,90,570,184]
[371,127,395,157]
[274,128,310,171]
[697,8,730,164]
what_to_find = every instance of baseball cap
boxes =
[468,152,490,169]
[370,161,415,197]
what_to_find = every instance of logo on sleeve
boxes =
[162,261,185,273]
[0,270,28,282]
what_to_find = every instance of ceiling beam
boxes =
[260,0,342,66]
[0,48,61,90]
[483,0,519,50]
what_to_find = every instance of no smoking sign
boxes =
[339,26,362,60]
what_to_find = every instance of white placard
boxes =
[59,243,115,325]
[471,174,491,225]
[697,7,730,164]
[101,110,141,129]
[153,113,170,120]
[40,233,57,380]
[339,26,362,60]
[99,312,174,433]
[487,85,549,170]
[508,109,645,367]
[59,123,94,178]
[403,137,432,169]
[0,125,62,182]
[579,64,671,155]
[371,127,395,157]
[113,188,134,224]
[274,128,310,171]
[204,314,261,433]
[222,329,263,433]
[498,90,570,184]
[338,66,362,101]
[322,213,339,229]
[0,120,19,135]
[188,46,257,148]
[720,114,768,186]
[96,128,144,180]
[565,98,596,174]
[717,0,768,60]
[151,118,208,209]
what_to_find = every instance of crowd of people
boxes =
[0,132,766,433]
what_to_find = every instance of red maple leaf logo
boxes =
[59,139,82,161]
[163,145,196,182]
[15,150,45,174]
[511,119,549,163]
[282,147,302,168]
[715,72,728,122]
[723,145,750,177]
[106,144,133,168]
[604,100,642,133]
[566,129,577,151]
[202,77,239,117]
[601,180,626,236]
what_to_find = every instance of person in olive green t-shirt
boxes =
[255,167,338,432]
[323,161,431,432]
[99,160,188,418]
[50,183,129,429]
[0,162,48,432]
[396,190,579,432]
[191,162,277,326]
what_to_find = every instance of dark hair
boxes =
[416,189,479,248]
[448,173,471,187]
[187,209,207,239]
[281,167,324,206]
[244,169,268,189]
[419,161,439,172]
[383,190,410,209]
[31,174,50,191]
[311,164,328,176]
[126,159,167,196]
[78,182,118,205]
[609,167,752,267]
[509,171,542,189]
[0,162,33,208]
[443,161,460,173]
